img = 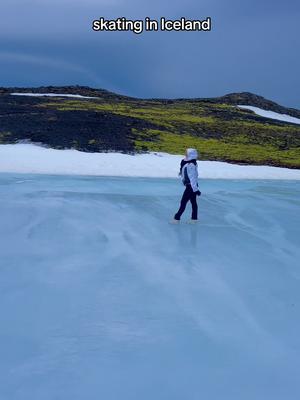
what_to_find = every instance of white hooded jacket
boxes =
[180,148,199,192]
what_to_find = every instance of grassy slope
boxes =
[40,98,300,168]
[0,88,300,168]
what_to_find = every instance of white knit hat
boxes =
[186,148,198,161]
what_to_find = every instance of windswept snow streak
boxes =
[10,92,97,99]
[238,105,300,125]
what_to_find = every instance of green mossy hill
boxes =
[0,86,299,168]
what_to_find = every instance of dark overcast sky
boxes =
[1,0,299,107]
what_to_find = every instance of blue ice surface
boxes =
[0,173,300,400]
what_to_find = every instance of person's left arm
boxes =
[187,163,199,192]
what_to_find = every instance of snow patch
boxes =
[0,143,299,179]
[10,92,97,99]
[238,105,300,125]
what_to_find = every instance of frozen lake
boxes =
[1,173,300,400]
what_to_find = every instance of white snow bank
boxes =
[238,105,300,125]
[10,92,96,99]
[1,143,299,179]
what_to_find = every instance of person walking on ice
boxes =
[172,148,201,224]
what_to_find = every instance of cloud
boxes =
[0,51,112,88]
[0,52,95,79]
[0,0,299,107]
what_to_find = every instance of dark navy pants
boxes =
[174,185,198,220]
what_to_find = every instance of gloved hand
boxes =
[195,190,201,196]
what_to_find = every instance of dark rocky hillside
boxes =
[0,86,299,168]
